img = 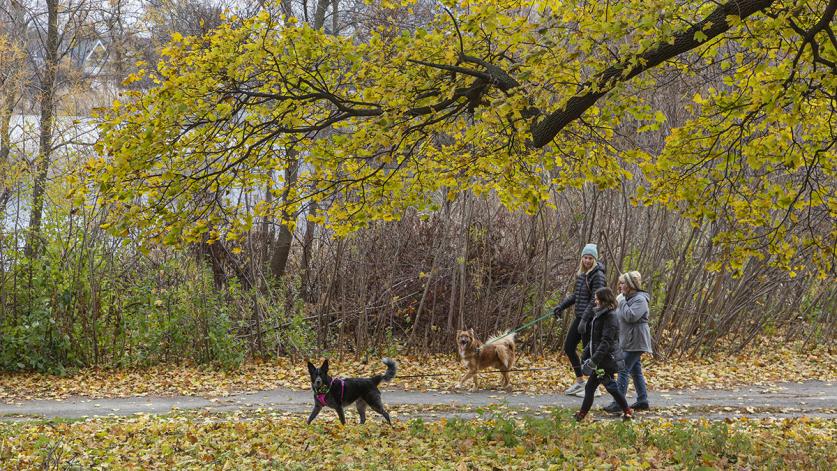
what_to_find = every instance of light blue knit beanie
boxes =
[581,243,598,259]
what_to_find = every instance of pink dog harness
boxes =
[316,377,344,406]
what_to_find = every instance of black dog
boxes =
[306,358,397,425]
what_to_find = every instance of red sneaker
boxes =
[574,410,587,422]
[622,408,634,421]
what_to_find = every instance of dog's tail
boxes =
[486,331,516,350]
[488,331,516,371]
[372,358,397,386]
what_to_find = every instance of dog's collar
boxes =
[459,344,480,358]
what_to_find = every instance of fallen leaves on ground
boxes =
[0,409,834,469]
[0,341,834,402]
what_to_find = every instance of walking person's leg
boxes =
[575,326,603,397]
[575,375,601,421]
[630,357,649,410]
[617,352,642,396]
[563,317,585,395]
[601,374,633,420]
[605,351,641,413]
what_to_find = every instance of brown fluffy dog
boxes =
[456,328,516,391]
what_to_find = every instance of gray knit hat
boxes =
[581,243,598,259]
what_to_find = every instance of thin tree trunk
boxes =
[0,92,14,215]
[301,201,318,302]
[457,194,471,330]
[331,0,339,34]
[25,0,59,258]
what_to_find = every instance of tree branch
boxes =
[530,0,776,148]
[784,0,837,84]
[459,54,520,91]
[406,58,492,82]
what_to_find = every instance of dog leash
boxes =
[478,310,555,351]
[479,287,569,351]
[397,367,557,379]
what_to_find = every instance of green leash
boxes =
[475,289,564,352]
[479,309,555,350]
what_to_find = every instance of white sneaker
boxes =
[574,386,602,398]
[564,382,585,395]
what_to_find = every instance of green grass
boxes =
[0,409,834,469]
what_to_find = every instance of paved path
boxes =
[1,381,834,422]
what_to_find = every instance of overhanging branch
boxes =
[530,0,777,148]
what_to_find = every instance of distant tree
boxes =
[0,0,98,257]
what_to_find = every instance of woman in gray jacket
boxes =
[604,271,652,412]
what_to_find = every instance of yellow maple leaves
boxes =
[89,1,836,277]
[1,409,835,469]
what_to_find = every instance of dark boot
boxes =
[630,401,650,411]
[574,410,587,422]
[603,402,621,414]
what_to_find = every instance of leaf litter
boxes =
[0,408,834,469]
[0,341,833,402]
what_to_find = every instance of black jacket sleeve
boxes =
[556,294,575,313]
[581,269,606,323]
[591,313,619,366]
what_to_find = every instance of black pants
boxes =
[580,371,629,414]
[563,317,588,377]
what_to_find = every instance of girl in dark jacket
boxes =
[574,287,634,421]
[603,271,652,413]
[553,243,607,396]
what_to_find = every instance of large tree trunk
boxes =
[25,0,59,258]
[267,0,334,280]
[312,0,330,30]
[268,153,298,279]
[269,224,294,279]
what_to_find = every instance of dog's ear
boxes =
[468,328,474,335]
[320,359,329,375]
[307,361,316,376]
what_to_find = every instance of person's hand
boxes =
[578,320,587,335]
[581,359,595,376]
[552,306,563,319]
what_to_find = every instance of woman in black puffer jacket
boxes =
[575,287,633,421]
[553,243,607,396]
